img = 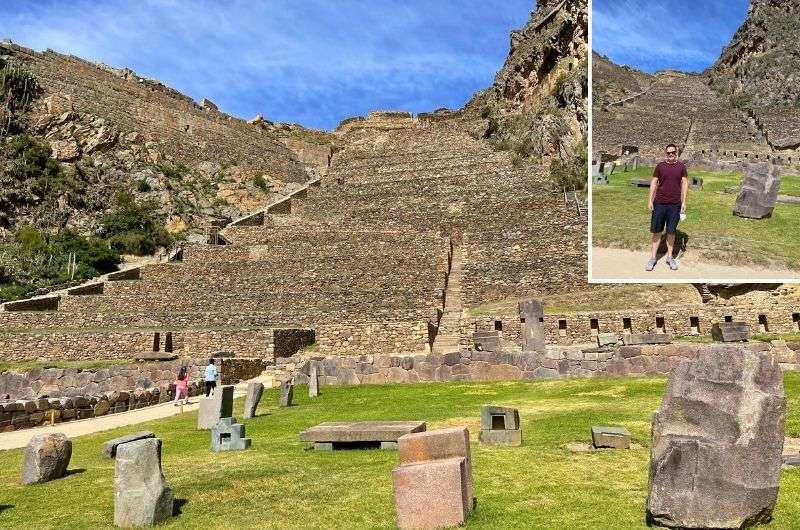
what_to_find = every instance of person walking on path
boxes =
[646,143,688,271]
[203,359,218,397]
[173,365,190,406]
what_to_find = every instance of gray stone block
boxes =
[733,162,780,219]
[479,429,522,446]
[300,421,426,444]
[591,426,631,449]
[622,333,673,345]
[473,331,500,352]
[279,380,294,407]
[647,346,785,528]
[711,322,751,342]
[243,381,263,419]
[597,333,618,347]
[21,433,72,485]
[211,417,251,452]
[309,362,320,398]
[114,438,173,527]
[480,405,520,431]
[519,298,545,353]
[102,431,155,458]
[197,385,234,430]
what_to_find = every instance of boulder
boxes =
[279,380,293,407]
[114,438,173,527]
[21,433,72,485]
[646,345,785,528]
[733,162,780,219]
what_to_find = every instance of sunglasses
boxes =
[666,151,677,155]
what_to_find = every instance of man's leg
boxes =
[665,233,675,258]
[651,233,662,259]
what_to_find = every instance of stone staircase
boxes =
[432,243,464,354]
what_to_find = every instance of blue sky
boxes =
[0,0,532,130]
[593,0,749,73]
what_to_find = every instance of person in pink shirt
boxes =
[173,365,190,406]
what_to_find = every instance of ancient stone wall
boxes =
[287,342,795,385]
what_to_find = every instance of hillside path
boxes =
[591,247,800,282]
[0,376,274,451]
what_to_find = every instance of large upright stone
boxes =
[393,457,469,530]
[280,380,294,407]
[398,427,474,511]
[114,438,173,527]
[733,162,780,219]
[243,381,263,419]
[103,431,155,458]
[21,433,72,485]
[197,385,234,430]
[519,298,545,353]
[309,362,320,398]
[646,346,785,528]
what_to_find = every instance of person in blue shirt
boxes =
[204,359,218,397]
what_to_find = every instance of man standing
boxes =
[646,144,688,271]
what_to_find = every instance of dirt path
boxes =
[0,376,274,451]
[591,247,800,282]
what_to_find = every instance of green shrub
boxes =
[101,191,172,255]
[253,175,271,192]
[136,179,152,192]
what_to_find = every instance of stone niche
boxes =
[479,406,521,446]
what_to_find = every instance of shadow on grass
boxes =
[656,229,689,259]
[65,468,86,477]
[173,498,188,516]
[0,505,12,513]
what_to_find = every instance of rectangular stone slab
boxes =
[299,421,426,443]
[711,322,751,342]
[102,431,155,458]
[591,426,631,449]
[622,333,673,345]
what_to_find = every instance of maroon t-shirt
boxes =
[653,161,687,204]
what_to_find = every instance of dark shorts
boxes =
[650,202,681,234]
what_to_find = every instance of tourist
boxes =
[204,359,218,397]
[173,366,189,406]
[646,144,688,271]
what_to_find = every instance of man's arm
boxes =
[648,168,659,211]
[681,168,689,212]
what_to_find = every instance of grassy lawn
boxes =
[2,375,800,528]
[0,358,132,374]
[592,166,800,269]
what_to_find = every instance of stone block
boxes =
[479,429,522,446]
[309,362,320,398]
[243,381,264,419]
[279,380,294,407]
[114,438,173,528]
[301,421,426,446]
[103,431,155,458]
[711,322,751,342]
[591,426,631,449]
[647,346,785,528]
[211,417,251,452]
[733,162,780,219]
[473,331,500,352]
[519,298,545,353]
[21,433,72,485]
[597,333,618,347]
[393,457,468,530]
[197,385,234,430]
[398,427,474,511]
[622,333,673,345]
[480,405,520,431]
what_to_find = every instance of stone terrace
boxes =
[0,112,585,361]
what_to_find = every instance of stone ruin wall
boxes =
[465,302,800,347]
[0,357,266,431]
[2,42,309,182]
[288,341,798,386]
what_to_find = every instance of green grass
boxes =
[0,359,131,374]
[592,166,800,269]
[2,375,800,528]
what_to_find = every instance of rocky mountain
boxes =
[708,0,800,110]
[467,0,587,165]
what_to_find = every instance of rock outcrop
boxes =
[647,345,785,528]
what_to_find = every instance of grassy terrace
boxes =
[1,376,800,528]
[591,166,800,269]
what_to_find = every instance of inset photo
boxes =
[590,1,800,282]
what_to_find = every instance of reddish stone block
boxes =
[393,457,468,530]
[398,427,474,510]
